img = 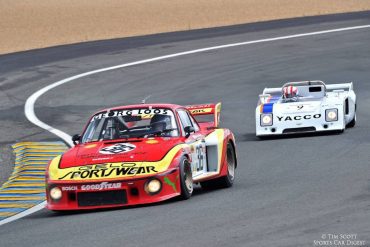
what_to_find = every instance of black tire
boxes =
[347,113,356,128]
[201,142,236,189]
[179,156,193,200]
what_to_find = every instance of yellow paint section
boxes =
[0,212,16,217]
[189,108,213,115]
[0,204,35,208]
[141,114,154,119]
[2,183,45,187]
[15,171,45,175]
[15,167,45,171]
[204,129,225,173]
[146,140,159,144]
[20,158,56,162]
[0,189,44,194]
[216,102,222,114]
[8,177,44,181]
[215,102,222,127]
[49,144,187,181]
[84,144,97,149]
[16,153,61,157]
[0,197,45,201]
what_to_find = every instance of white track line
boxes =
[0,202,46,226]
[2,24,363,226]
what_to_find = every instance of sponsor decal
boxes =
[277,114,321,121]
[61,186,78,191]
[100,143,136,154]
[297,105,304,110]
[164,176,179,192]
[58,163,158,180]
[189,108,212,114]
[81,182,121,191]
[187,104,212,109]
[91,109,169,122]
[49,143,188,181]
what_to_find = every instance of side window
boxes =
[188,113,200,132]
[178,110,192,129]
[178,110,201,135]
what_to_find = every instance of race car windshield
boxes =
[281,82,326,102]
[81,108,179,143]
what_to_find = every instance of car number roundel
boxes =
[99,143,136,154]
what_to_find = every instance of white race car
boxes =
[255,80,356,137]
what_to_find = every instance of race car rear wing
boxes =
[326,82,353,92]
[263,82,354,95]
[185,102,222,128]
[262,88,281,96]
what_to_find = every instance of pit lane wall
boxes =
[0,142,67,221]
[1,0,370,54]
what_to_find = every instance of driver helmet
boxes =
[283,85,298,98]
[150,114,171,131]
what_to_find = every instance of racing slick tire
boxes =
[201,142,236,189]
[179,156,193,200]
[347,110,356,128]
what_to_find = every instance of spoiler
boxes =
[326,82,353,92]
[185,102,222,127]
[263,88,281,95]
[263,82,353,94]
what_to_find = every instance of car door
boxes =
[177,110,207,177]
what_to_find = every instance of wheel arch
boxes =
[227,138,238,169]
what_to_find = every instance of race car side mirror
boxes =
[184,126,195,138]
[72,134,81,145]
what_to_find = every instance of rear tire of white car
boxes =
[201,142,236,189]
[179,156,193,200]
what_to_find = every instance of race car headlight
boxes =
[145,178,162,195]
[325,109,338,122]
[260,113,273,126]
[49,187,62,200]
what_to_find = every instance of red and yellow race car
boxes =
[46,103,237,210]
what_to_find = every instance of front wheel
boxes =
[347,112,356,128]
[179,156,193,200]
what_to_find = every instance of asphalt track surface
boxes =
[1,12,370,247]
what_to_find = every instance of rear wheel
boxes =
[179,156,193,200]
[201,142,236,189]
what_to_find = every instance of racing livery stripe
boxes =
[49,144,187,181]
[262,103,274,113]
[0,142,67,222]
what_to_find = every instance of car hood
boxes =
[275,101,321,114]
[59,138,183,168]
